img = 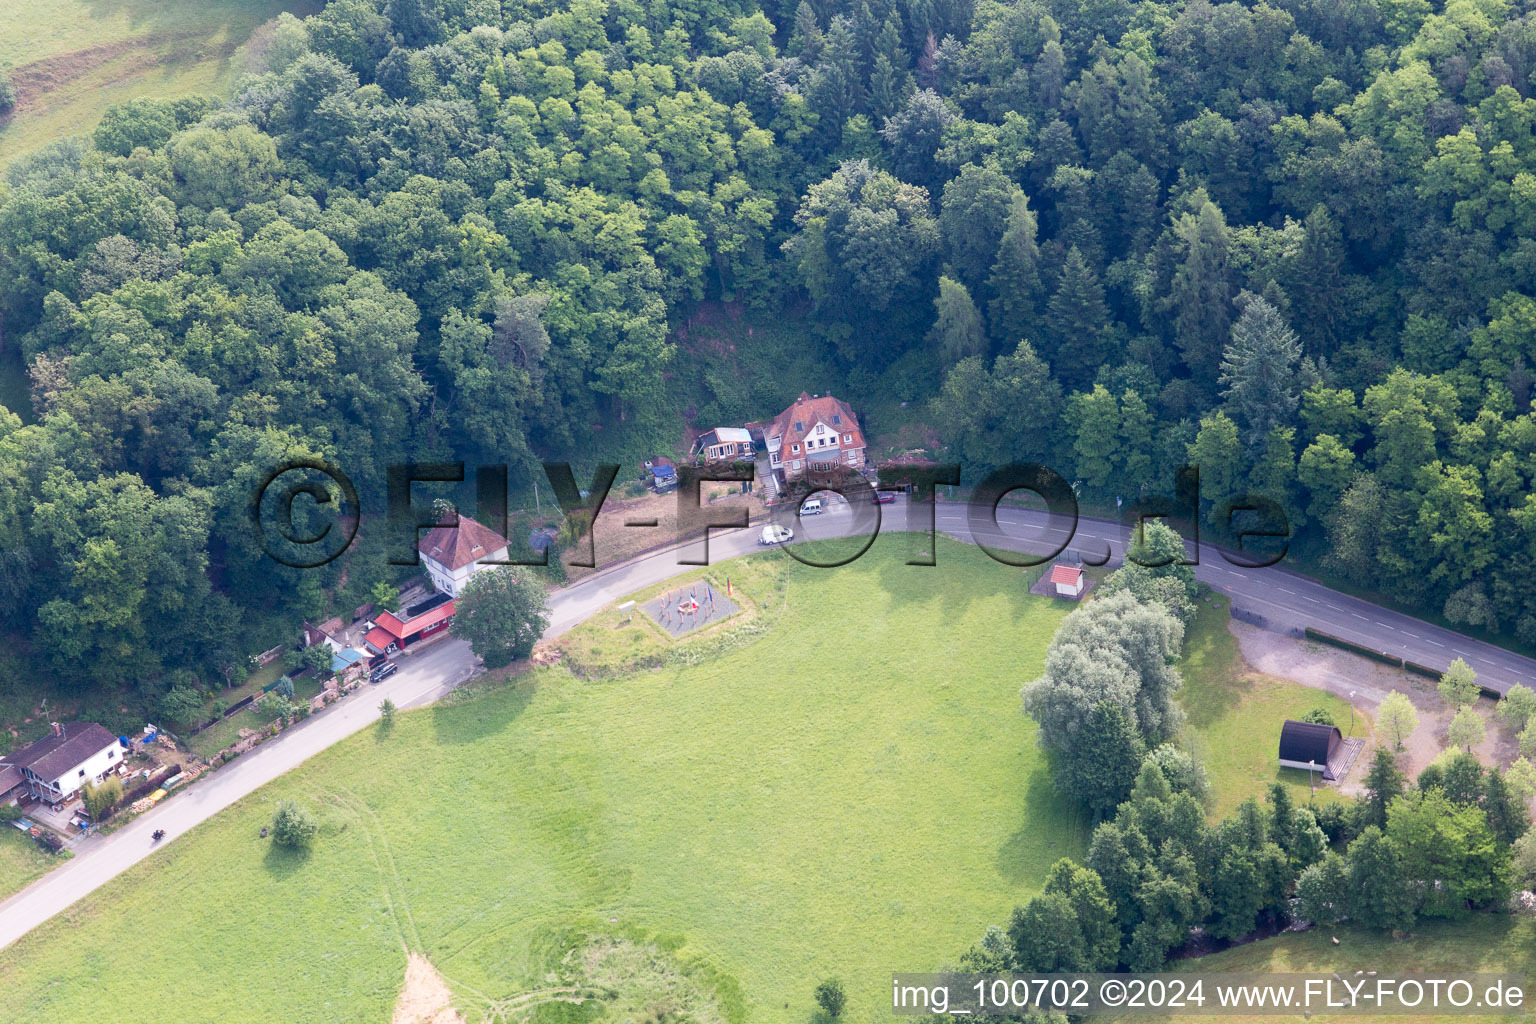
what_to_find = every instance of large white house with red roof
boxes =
[765,391,868,484]
[418,515,510,598]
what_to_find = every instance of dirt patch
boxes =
[392,953,467,1024]
[4,31,221,116]
[564,485,766,583]
[12,39,161,105]
[1230,620,1517,784]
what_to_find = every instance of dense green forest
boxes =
[2,0,1536,711]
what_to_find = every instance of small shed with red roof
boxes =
[1048,562,1085,598]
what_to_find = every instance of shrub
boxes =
[271,801,318,849]
[1142,743,1209,802]
[814,979,846,1018]
[1301,706,1336,727]
[157,686,204,726]
[0,69,15,115]
[82,777,123,821]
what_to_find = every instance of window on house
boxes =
[792,444,799,452]
[845,434,852,442]
[794,421,803,431]
[832,414,841,425]
[78,769,86,777]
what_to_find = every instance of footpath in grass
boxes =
[0,538,1083,1024]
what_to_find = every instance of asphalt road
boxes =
[1,496,1532,952]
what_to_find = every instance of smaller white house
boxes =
[1048,563,1085,598]
[419,515,511,597]
[7,722,123,807]
[692,427,754,462]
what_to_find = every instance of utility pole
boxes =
[1308,761,1316,800]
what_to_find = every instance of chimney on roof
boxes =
[51,721,61,736]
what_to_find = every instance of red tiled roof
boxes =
[364,626,397,653]
[418,515,509,571]
[1048,564,1083,585]
[368,602,456,647]
[373,611,407,638]
[401,600,455,635]
[767,392,866,455]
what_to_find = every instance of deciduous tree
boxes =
[1377,691,1420,750]
[451,568,550,669]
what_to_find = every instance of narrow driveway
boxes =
[1,496,1532,951]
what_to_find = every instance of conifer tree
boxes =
[1043,247,1111,388]
[987,194,1042,344]
[1220,295,1309,450]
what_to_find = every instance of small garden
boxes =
[186,672,326,761]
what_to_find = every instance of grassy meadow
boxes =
[0,826,66,904]
[0,539,1086,1024]
[0,0,321,164]
[1139,917,1536,1024]
[0,539,1416,1023]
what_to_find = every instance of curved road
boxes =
[1,497,1532,951]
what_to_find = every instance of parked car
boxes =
[800,498,825,515]
[370,662,398,684]
[759,525,793,545]
[871,490,897,504]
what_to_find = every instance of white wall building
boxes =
[418,516,512,597]
[7,722,123,806]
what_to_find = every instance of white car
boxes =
[759,525,793,545]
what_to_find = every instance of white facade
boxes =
[25,742,121,803]
[421,546,508,597]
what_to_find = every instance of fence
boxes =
[1303,628,1504,698]
[1230,605,1303,637]
[1303,627,1404,666]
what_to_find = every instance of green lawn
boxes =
[1180,594,1374,817]
[0,825,66,903]
[185,670,323,759]
[0,0,321,165]
[1138,917,1536,1024]
[0,538,1085,1024]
